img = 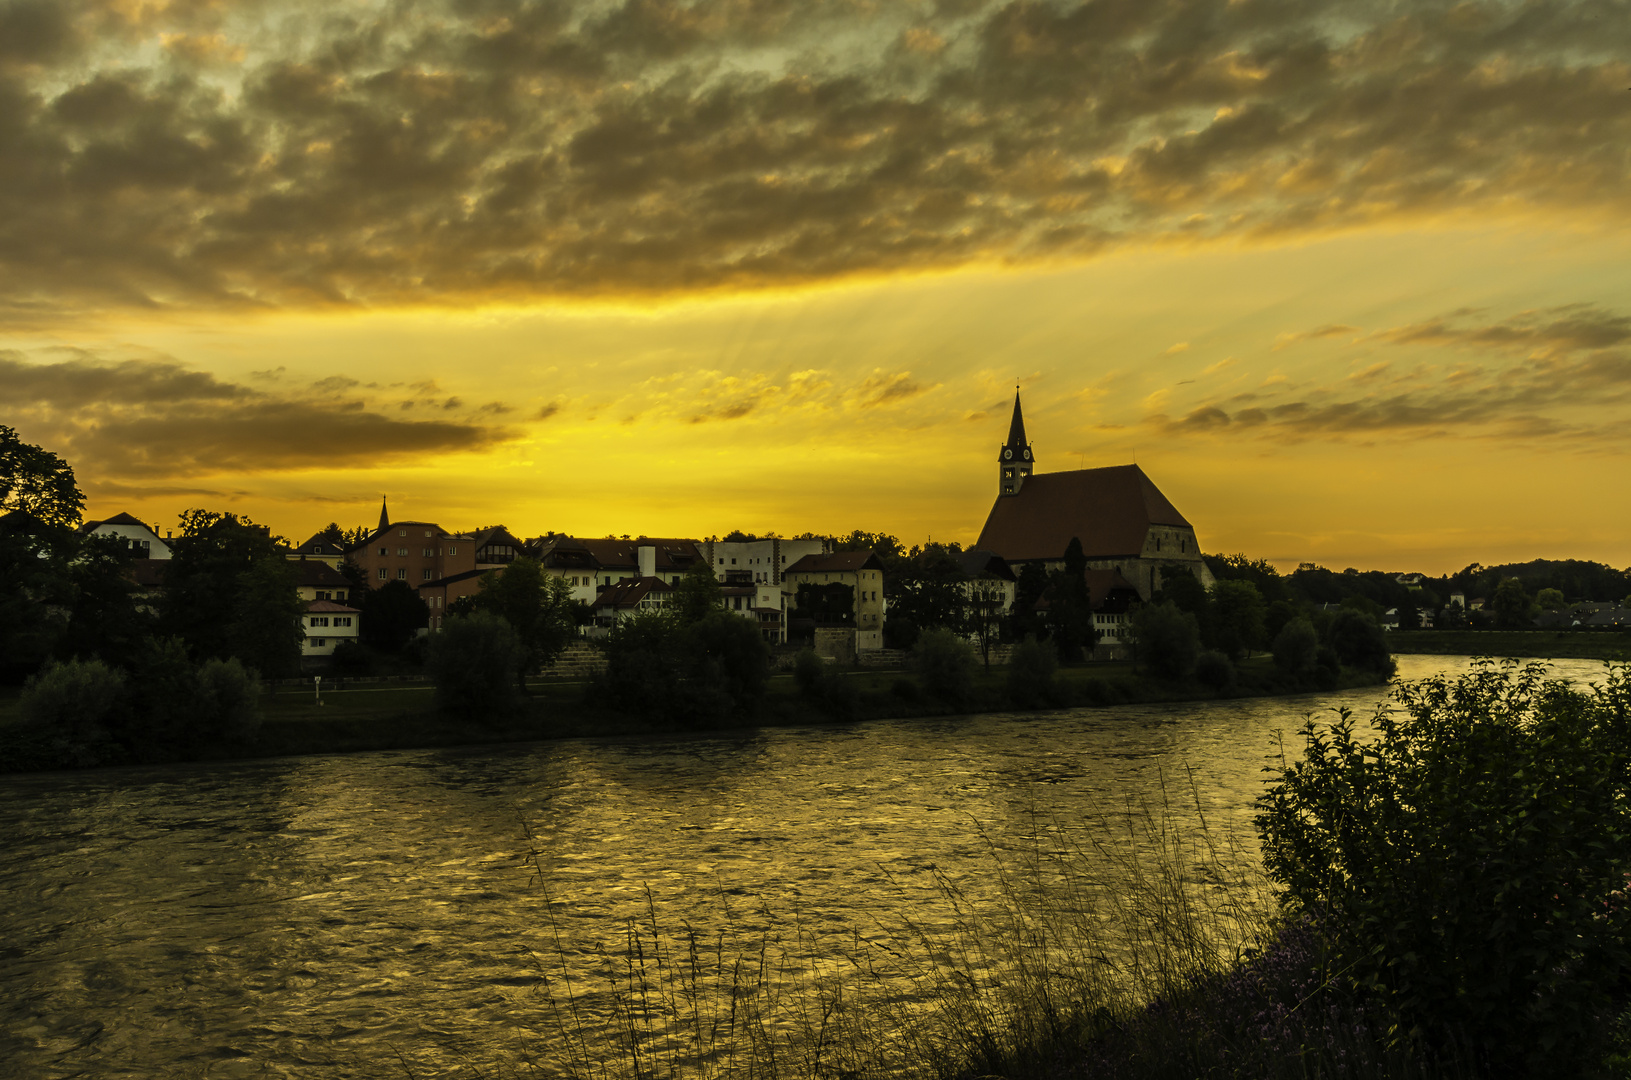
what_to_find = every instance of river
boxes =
[0,656,1617,1078]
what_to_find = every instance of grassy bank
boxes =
[1389,628,1631,660]
[0,655,1390,772]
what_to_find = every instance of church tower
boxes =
[998,390,1034,496]
[378,496,390,533]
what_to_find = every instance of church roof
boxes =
[975,464,1191,561]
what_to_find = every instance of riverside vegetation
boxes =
[486,661,1631,1080]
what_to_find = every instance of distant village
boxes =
[38,391,1631,673]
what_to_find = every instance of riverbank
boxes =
[1388,628,1631,660]
[0,656,1392,772]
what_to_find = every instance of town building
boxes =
[348,500,525,625]
[783,551,887,651]
[702,537,827,585]
[291,560,360,662]
[283,531,348,569]
[78,512,172,559]
[591,576,674,629]
[974,391,1214,601]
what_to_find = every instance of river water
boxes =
[0,656,1617,1078]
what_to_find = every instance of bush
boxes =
[793,648,859,720]
[1256,662,1631,1073]
[1193,649,1236,692]
[1325,608,1394,675]
[1272,617,1319,676]
[679,611,772,721]
[427,612,525,722]
[195,658,262,741]
[19,658,127,754]
[911,627,975,706]
[1131,601,1201,681]
[1005,637,1057,709]
[890,677,920,702]
[329,639,374,675]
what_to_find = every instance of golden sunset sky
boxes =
[2,0,1628,574]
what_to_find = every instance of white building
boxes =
[78,512,171,558]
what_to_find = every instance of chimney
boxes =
[637,544,656,579]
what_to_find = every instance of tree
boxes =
[911,627,976,706]
[360,580,430,652]
[1490,576,1534,628]
[1008,560,1050,642]
[160,510,302,666]
[1131,601,1201,681]
[0,426,84,528]
[1045,537,1098,663]
[1209,579,1267,661]
[54,533,153,670]
[889,546,967,632]
[1272,617,1319,676]
[427,612,525,721]
[1155,565,1209,616]
[1006,637,1057,709]
[226,557,306,679]
[467,557,576,687]
[1325,608,1393,675]
[1534,587,1566,611]
[672,560,724,624]
[1257,663,1631,1073]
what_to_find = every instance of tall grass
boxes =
[500,777,1465,1080]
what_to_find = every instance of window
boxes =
[336,591,347,602]
[423,569,433,580]
[399,529,407,537]
[310,616,329,627]
[379,547,388,556]
[312,638,326,647]
[447,545,458,555]
[315,590,329,601]
[423,548,434,557]
[335,617,352,627]
[424,530,432,537]
[397,547,408,556]
[397,568,407,579]
[377,568,387,580]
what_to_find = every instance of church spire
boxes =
[998,388,1034,496]
[378,496,390,533]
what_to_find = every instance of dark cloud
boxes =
[1151,303,1631,443]
[4,351,512,476]
[0,0,1626,320]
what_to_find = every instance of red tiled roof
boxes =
[306,599,361,613]
[291,561,352,587]
[1082,570,1140,609]
[577,538,702,570]
[975,465,1191,562]
[785,551,884,574]
[595,576,674,608]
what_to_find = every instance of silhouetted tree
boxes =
[360,580,430,652]
[0,426,84,529]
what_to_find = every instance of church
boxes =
[973,392,1215,601]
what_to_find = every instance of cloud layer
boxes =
[1,350,511,479]
[1,0,1627,322]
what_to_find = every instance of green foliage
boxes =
[671,560,724,624]
[792,647,858,719]
[1491,575,1535,628]
[468,557,576,685]
[1272,617,1319,676]
[1325,608,1394,675]
[1131,601,1200,681]
[794,581,856,624]
[226,556,305,679]
[1005,636,1057,709]
[0,426,84,528]
[1535,587,1566,611]
[19,657,126,746]
[1008,560,1050,642]
[426,612,525,722]
[1155,564,1209,616]
[793,648,824,695]
[1044,538,1098,663]
[1257,662,1631,1073]
[1204,551,1290,604]
[359,579,430,652]
[54,533,152,670]
[1208,579,1266,660]
[596,610,771,725]
[911,627,975,706]
[1192,649,1235,691]
[194,658,263,741]
[160,509,297,663]
[888,546,966,633]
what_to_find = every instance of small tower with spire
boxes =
[377,496,390,534]
[998,389,1034,496]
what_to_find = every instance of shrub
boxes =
[1272,617,1319,676]
[1256,662,1631,1073]
[679,611,772,721]
[1193,649,1235,692]
[195,657,262,741]
[792,649,825,696]
[128,635,202,745]
[793,648,858,720]
[329,639,374,675]
[911,627,975,706]
[19,658,126,749]
[1131,601,1200,681]
[1325,608,1393,675]
[1005,637,1057,709]
[890,677,920,702]
[427,612,525,722]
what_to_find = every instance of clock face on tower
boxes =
[1003,448,1013,460]
[1023,449,1031,460]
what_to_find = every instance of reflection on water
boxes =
[0,656,1614,1077]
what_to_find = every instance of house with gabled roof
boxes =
[784,550,886,651]
[78,512,172,559]
[974,392,1214,602]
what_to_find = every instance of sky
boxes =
[2,0,1628,575]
